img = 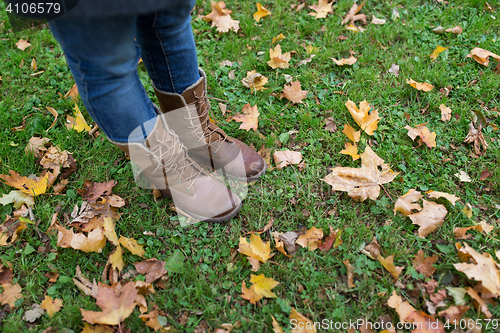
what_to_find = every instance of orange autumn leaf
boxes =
[412,250,437,278]
[40,295,63,317]
[231,104,259,131]
[240,281,262,304]
[343,259,356,288]
[268,44,291,69]
[377,254,404,279]
[81,281,140,325]
[453,244,500,297]
[408,200,447,238]
[253,3,271,22]
[331,55,357,66]
[241,71,268,92]
[0,170,50,196]
[324,147,398,202]
[308,0,333,19]
[465,287,492,318]
[238,234,273,271]
[296,227,323,251]
[280,80,308,104]
[467,47,500,66]
[342,124,361,142]
[272,315,285,333]
[290,308,317,333]
[405,124,437,148]
[317,226,341,251]
[240,274,279,304]
[340,142,360,161]
[203,1,240,33]
[406,78,434,92]
[345,100,380,135]
[394,189,423,216]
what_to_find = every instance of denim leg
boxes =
[136,0,200,94]
[49,16,157,143]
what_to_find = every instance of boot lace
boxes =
[148,129,204,190]
[183,90,228,154]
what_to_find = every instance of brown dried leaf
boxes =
[343,259,356,288]
[464,122,488,156]
[378,254,404,279]
[466,47,500,66]
[408,200,447,238]
[81,180,116,203]
[439,104,452,122]
[273,150,302,170]
[296,227,323,251]
[341,2,367,25]
[280,80,308,104]
[425,190,460,205]
[25,136,50,158]
[406,78,434,92]
[241,71,268,92]
[203,1,240,33]
[267,44,291,69]
[331,55,357,66]
[231,104,259,132]
[40,295,63,317]
[135,258,167,283]
[308,0,333,19]
[394,189,423,216]
[404,124,437,148]
[412,250,437,278]
[345,100,380,135]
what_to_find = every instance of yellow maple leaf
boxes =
[0,170,50,196]
[406,78,434,92]
[324,147,399,202]
[119,236,145,257]
[342,124,360,142]
[230,104,259,131]
[404,124,436,148]
[378,254,404,279]
[240,274,279,304]
[295,227,323,251]
[40,295,63,317]
[345,100,380,135]
[340,142,360,161]
[268,44,291,69]
[290,308,317,333]
[238,234,273,271]
[57,227,107,253]
[102,214,119,246]
[272,33,286,44]
[108,245,124,272]
[66,104,91,132]
[241,71,268,92]
[331,55,357,66]
[308,0,333,19]
[430,45,448,61]
[253,3,271,22]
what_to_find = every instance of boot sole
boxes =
[224,161,267,183]
[188,200,242,223]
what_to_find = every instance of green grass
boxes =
[1,0,500,332]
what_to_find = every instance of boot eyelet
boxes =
[177,180,181,184]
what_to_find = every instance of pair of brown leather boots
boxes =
[111,70,266,222]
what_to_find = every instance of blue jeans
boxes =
[49,0,200,142]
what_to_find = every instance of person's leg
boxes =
[136,0,200,94]
[49,16,157,142]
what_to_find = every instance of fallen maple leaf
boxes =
[425,190,460,205]
[290,308,317,333]
[437,305,469,322]
[342,124,360,142]
[406,78,434,92]
[340,142,360,161]
[272,231,299,257]
[23,304,44,323]
[394,189,422,216]
[408,200,447,238]
[464,122,488,156]
[378,254,404,279]
[81,281,140,325]
[345,100,380,135]
[317,226,341,251]
[296,227,323,251]
[65,83,79,99]
[108,246,124,272]
[203,1,240,33]
[324,117,337,133]
[341,2,367,25]
[445,26,462,34]
[0,264,13,285]
[135,258,168,283]
[0,170,50,196]
[454,244,500,297]
[268,44,291,69]
[25,136,50,158]
[0,283,22,308]
[331,55,357,66]
[412,249,437,278]
[272,315,285,333]
[231,104,259,131]
[308,0,333,19]
[238,234,273,271]
[280,80,308,104]
[467,47,500,66]
[0,218,27,246]
[454,225,484,239]
[362,237,380,259]
[430,45,448,61]
[324,146,398,201]
[119,236,145,257]
[343,260,356,288]
[241,71,268,92]
[40,295,63,317]
[253,3,271,22]
[57,226,107,253]
[66,104,91,132]
[240,274,279,304]
[404,124,437,148]
[273,150,302,170]
[80,180,117,203]
[272,33,286,43]
[439,104,452,122]
[40,146,71,170]
[0,190,35,209]
[465,287,492,318]
[16,38,31,51]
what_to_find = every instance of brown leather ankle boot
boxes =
[110,115,241,222]
[153,69,266,182]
